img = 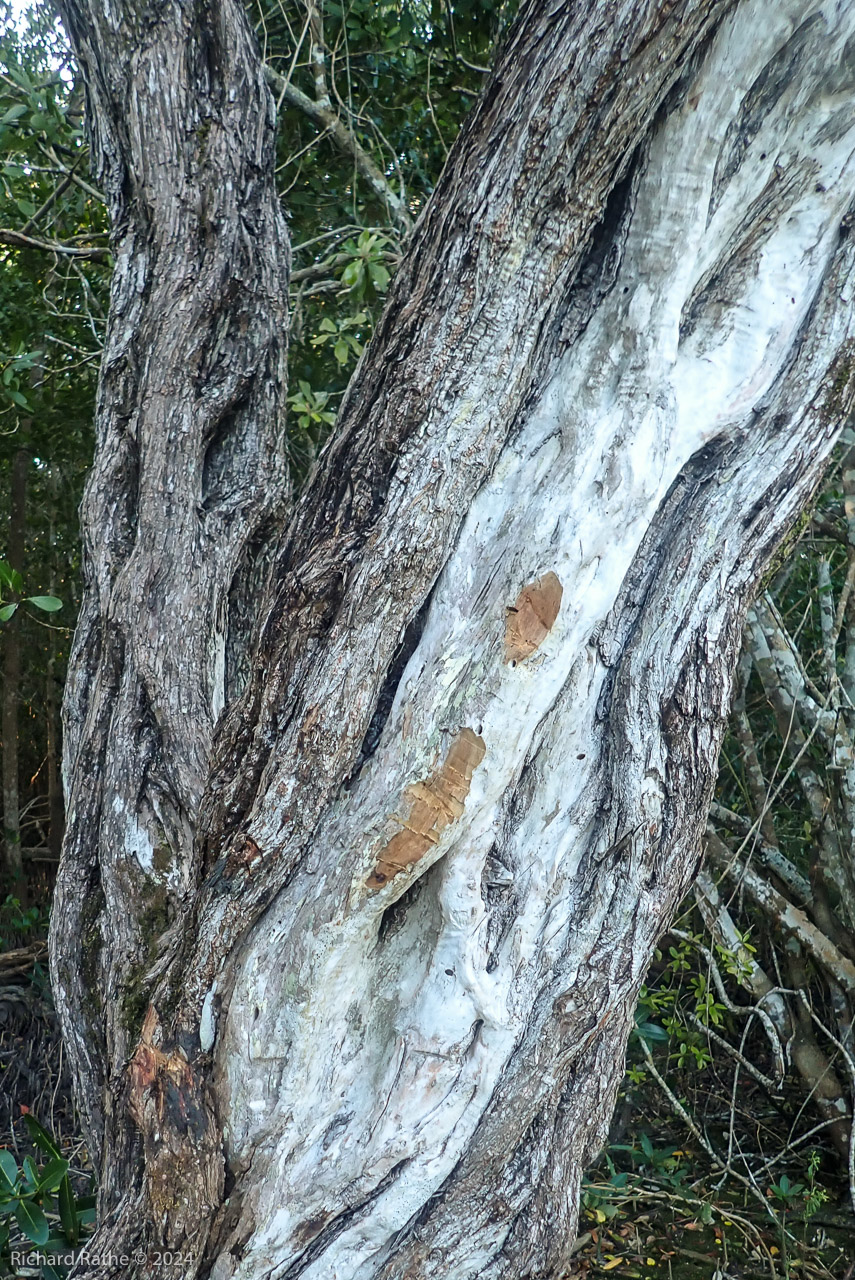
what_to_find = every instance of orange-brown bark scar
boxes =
[367,727,486,889]
[505,571,563,662]
[127,1004,209,1139]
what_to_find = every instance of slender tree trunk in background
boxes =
[49,1,855,1277]
[2,446,28,897]
[46,468,64,864]
[46,650,63,865]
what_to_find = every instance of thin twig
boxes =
[638,1037,783,1254]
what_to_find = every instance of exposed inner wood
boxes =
[504,571,564,663]
[368,727,486,888]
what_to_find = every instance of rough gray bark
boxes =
[49,0,855,1277]
[49,0,291,1239]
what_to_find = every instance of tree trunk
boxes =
[46,473,64,865]
[2,446,28,895]
[49,1,855,1277]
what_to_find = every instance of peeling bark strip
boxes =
[50,1,855,1278]
[367,728,486,888]
[505,572,563,663]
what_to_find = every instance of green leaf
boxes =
[22,1155,40,1191]
[7,66,33,89]
[0,602,15,622]
[15,1198,50,1246]
[58,1174,77,1244]
[38,1157,69,1193]
[0,1149,19,1193]
[23,1115,61,1159]
[41,1233,75,1252]
[634,1020,669,1042]
[7,389,29,408]
[333,340,350,365]
[40,1262,66,1280]
[368,261,390,291]
[26,595,63,612]
[341,261,363,288]
[10,568,23,593]
[0,560,13,588]
[0,103,28,124]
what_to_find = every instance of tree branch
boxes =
[265,65,413,233]
[0,227,109,259]
[707,831,855,995]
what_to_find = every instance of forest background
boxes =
[0,1,853,1276]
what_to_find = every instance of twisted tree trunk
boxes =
[50,0,855,1277]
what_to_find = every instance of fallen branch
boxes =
[0,941,48,981]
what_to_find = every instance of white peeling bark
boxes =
[212,3,855,1271]
[51,0,855,1277]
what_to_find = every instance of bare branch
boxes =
[0,227,109,259]
[265,65,413,232]
[19,169,75,236]
[831,548,855,652]
[707,831,855,994]
[709,803,812,905]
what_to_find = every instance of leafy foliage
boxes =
[0,558,61,620]
[0,1115,94,1278]
[0,2,108,892]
